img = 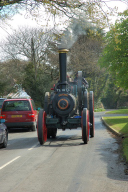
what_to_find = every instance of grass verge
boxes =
[105,109,128,114]
[102,116,128,163]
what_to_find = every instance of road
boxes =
[0,111,128,192]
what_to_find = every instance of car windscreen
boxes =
[2,100,31,111]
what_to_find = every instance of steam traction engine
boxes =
[37,49,94,145]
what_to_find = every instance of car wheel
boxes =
[2,132,8,148]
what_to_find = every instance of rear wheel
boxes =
[37,109,47,145]
[81,108,90,144]
[89,91,95,137]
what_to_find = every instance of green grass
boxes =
[103,116,128,134]
[103,116,128,162]
[106,109,128,114]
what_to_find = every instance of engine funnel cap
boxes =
[58,49,69,53]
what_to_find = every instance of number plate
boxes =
[11,115,22,118]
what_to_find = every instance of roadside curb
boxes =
[101,117,122,137]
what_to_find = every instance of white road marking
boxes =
[0,156,21,170]
[28,143,39,150]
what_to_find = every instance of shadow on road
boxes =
[45,135,84,147]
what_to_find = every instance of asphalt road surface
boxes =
[0,111,128,192]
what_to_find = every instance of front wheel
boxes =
[81,108,90,144]
[37,109,47,145]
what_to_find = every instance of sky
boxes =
[0,1,127,41]
[105,1,127,22]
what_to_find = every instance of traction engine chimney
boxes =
[58,49,69,90]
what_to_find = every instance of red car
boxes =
[1,98,37,131]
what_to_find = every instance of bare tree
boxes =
[0,26,57,77]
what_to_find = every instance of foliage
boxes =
[0,59,26,96]
[22,62,53,107]
[98,10,128,90]
[45,40,60,81]
[0,81,8,97]
[101,75,124,108]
